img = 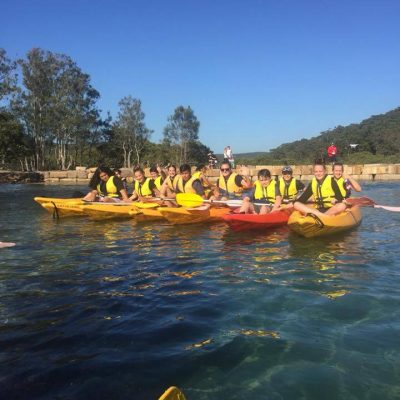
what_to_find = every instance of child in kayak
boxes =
[239,169,282,214]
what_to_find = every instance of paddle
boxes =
[175,193,272,208]
[345,196,400,212]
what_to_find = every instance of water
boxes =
[1,182,400,400]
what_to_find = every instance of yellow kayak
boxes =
[134,207,165,221]
[34,197,85,217]
[79,202,140,220]
[158,386,186,400]
[159,205,210,225]
[209,206,230,221]
[288,205,362,238]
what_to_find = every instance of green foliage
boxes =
[253,108,400,165]
[163,106,200,165]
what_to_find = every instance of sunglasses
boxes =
[220,168,230,172]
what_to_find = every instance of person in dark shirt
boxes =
[294,161,346,218]
[83,166,129,202]
[174,164,205,197]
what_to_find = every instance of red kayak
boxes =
[223,209,292,232]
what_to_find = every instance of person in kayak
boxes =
[149,164,165,191]
[239,169,282,214]
[212,161,252,200]
[192,165,213,197]
[129,167,160,201]
[83,166,129,202]
[294,161,346,217]
[278,166,305,207]
[113,168,128,191]
[174,164,206,197]
[332,162,361,199]
[159,164,179,198]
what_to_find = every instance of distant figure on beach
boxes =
[327,143,337,163]
[226,145,235,169]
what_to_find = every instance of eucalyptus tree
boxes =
[14,48,101,170]
[0,48,17,104]
[163,106,200,165]
[113,96,152,168]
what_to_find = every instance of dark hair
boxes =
[196,164,205,171]
[114,169,122,174]
[179,164,191,173]
[220,161,230,169]
[314,159,326,167]
[258,169,271,179]
[134,167,145,175]
[149,165,158,173]
[332,162,343,169]
[89,166,113,187]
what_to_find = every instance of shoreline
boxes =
[1,163,400,184]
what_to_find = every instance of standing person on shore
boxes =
[294,161,346,218]
[83,166,129,202]
[226,145,235,169]
[332,162,361,199]
[278,166,305,207]
[212,161,251,200]
[327,142,337,163]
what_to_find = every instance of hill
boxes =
[237,107,400,165]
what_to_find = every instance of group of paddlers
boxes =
[83,160,362,217]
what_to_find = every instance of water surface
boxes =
[0,183,399,399]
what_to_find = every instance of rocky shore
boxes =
[1,163,400,184]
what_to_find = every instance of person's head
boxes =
[196,164,207,173]
[258,169,272,186]
[179,164,192,181]
[167,165,177,177]
[134,167,146,183]
[313,160,327,180]
[98,166,113,182]
[281,166,293,182]
[149,165,159,179]
[113,168,122,177]
[220,161,231,177]
[332,162,344,179]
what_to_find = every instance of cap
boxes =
[282,166,293,174]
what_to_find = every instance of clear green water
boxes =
[0,182,399,399]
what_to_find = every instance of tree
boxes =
[0,110,31,169]
[163,106,200,165]
[0,48,17,104]
[13,48,101,170]
[113,96,152,168]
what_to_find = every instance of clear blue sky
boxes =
[2,0,400,153]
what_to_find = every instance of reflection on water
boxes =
[1,183,400,399]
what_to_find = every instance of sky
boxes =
[2,0,400,153]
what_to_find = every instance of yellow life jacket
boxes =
[165,175,180,191]
[192,171,201,180]
[311,175,336,209]
[279,177,298,202]
[254,179,277,203]
[334,176,347,198]
[218,172,242,196]
[175,175,198,194]
[153,175,163,190]
[134,177,153,196]
[97,176,119,197]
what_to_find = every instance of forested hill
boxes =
[239,107,400,165]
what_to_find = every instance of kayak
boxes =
[209,206,230,221]
[134,207,165,221]
[159,205,211,224]
[223,209,291,232]
[288,206,362,238]
[79,202,140,219]
[158,386,186,400]
[34,197,85,217]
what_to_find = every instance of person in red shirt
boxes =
[327,143,337,162]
